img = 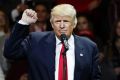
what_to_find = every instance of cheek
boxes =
[52,24,60,35]
[68,26,74,33]
[53,27,61,37]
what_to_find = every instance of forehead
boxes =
[52,15,73,21]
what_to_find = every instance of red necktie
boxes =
[58,43,68,80]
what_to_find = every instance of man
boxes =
[4,4,101,80]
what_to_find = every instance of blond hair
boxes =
[50,4,77,28]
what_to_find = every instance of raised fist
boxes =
[21,9,38,24]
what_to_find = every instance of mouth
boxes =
[59,30,67,34]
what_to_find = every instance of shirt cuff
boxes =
[18,20,29,25]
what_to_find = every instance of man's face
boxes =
[51,15,75,39]
[35,5,48,22]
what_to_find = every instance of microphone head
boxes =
[60,34,68,42]
[60,34,69,53]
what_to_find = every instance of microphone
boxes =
[60,34,69,52]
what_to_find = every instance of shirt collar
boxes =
[55,35,61,45]
[68,35,74,48]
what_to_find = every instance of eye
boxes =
[63,20,69,22]
[54,20,61,24]
[55,20,61,22]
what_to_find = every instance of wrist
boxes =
[18,20,29,25]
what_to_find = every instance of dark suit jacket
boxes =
[4,23,101,80]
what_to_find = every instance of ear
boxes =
[73,17,77,28]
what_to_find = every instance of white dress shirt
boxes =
[55,35,75,80]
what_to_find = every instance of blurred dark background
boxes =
[0,0,120,80]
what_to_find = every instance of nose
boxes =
[60,21,65,29]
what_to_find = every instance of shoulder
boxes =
[29,31,54,41]
[74,35,97,48]
[30,31,53,36]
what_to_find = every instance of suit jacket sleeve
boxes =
[92,45,101,80]
[3,23,30,60]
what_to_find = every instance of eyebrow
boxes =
[55,20,70,22]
